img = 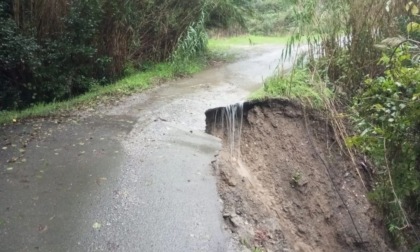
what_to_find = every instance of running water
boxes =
[212,102,244,159]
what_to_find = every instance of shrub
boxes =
[0,2,40,109]
[348,49,420,246]
[0,0,212,110]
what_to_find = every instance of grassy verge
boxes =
[249,67,331,108]
[1,35,290,125]
[208,34,290,50]
[0,58,207,125]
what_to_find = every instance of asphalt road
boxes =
[0,45,294,252]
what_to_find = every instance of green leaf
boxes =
[412,5,419,15]
[371,104,384,111]
[407,22,420,33]
[406,1,419,15]
[406,2,412,12]
[361,128,370,136]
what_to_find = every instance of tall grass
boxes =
[285,0,420,248]
[284,0,404,94]
[209,34,290,48]
[249,67,331,108]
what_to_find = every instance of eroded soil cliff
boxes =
[206,99,392,252]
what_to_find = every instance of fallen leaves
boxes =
[7,157,18,163]
[38,224,48,233]
[92,222,101,230]
[96,177,107,186]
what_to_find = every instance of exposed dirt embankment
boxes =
[205,99,392,252]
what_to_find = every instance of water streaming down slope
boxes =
[208,102,245,159]
[205,99,393,252]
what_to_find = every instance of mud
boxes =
[206,99,392,252]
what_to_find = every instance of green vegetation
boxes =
[249,67,331,108]
[348,47,420,246]
[3,0,420,248]
[0,0,251,112]
[3,32,285,125]
[246,0,294,36]
[208,34,290,64]
[171,11,208,71]
[209,34,290,49]
[205,0,252,29]
[275,0,420,248]
[208,0,295,37]
[0,59,205,125]
[0,0,207,110]
[290,170,302,188]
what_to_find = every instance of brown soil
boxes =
[205,99,393,252]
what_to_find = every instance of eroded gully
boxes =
[0,45,297,251]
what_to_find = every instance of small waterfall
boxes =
[205,100,267,187]
[211,102,244,159]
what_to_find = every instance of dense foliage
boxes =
[349,49,420,246]
[350,3,420,247]
[285,0,420,248]
[0,0,246,111]
[207,0,294,37]
[246,0,294,35]
[205,0,252,29]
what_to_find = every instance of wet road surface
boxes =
[0,45,295,251]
